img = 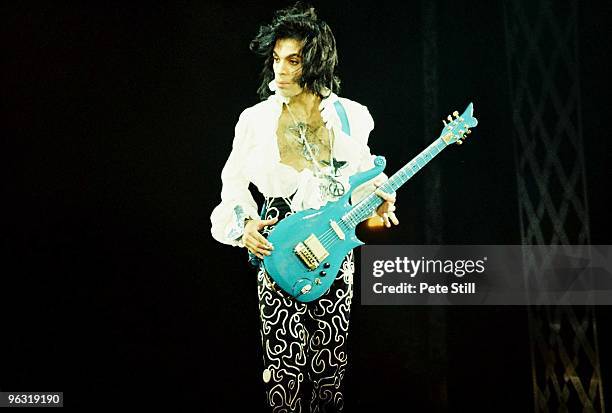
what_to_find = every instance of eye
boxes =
[290,60,299,65]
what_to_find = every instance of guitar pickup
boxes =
[294,234,329,270]
[329,220,345,240]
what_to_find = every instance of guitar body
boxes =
[263,157,386,302]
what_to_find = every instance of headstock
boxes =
[439,102,478,146]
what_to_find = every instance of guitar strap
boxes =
[333,100,351,136]
[248,100,351,267]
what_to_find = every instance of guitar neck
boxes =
[344,137,449,226]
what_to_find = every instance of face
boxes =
[272,38,304,97]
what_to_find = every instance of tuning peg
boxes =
[453,111,459,118]
[456,140,463,145]
[443,120,447,126]
[447,115,453,122]
[467,130,471,134]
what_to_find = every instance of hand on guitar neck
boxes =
[373,178,399,228]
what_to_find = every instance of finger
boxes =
[245,238,255,251]
[258,217,279,228]
[255,247,269,258]
[389,211,399,225]
[382,201,396,212]
[247,241,266,259]
[252,249,264,259]
[246,237,267,256]
[255,239,273,256]
[375,189,396,203]
[255,233,274,250]
[258,244,272,255]
[247,233,272,255]
[246,244,261,258]
[383,212,391,228]
[372,173,388,185]
[374,188,387,198]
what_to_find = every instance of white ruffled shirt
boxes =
[210,89,383,247]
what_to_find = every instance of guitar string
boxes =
[317,150,442,249]
[317,191,385,246]
[314,174,406,247]
[307,149,437,247]
[316,162,425,247]
[316,195,379,247]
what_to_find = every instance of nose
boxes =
[274,60,290,76]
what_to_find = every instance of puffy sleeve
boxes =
[347,103,390,206]
[210,109,260,247]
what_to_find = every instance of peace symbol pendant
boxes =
[320,175,345,198]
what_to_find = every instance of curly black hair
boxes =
[249,2,341,100]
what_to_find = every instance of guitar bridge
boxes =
[294,234,329,270]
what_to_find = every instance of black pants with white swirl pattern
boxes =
[256,197,354,413]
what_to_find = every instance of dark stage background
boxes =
[4,1,611,411]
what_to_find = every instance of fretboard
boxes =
[342,136,448,226]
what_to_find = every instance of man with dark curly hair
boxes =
[211,3,398,411]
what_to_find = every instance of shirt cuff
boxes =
[225,205,255,247]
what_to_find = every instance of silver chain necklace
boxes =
[284,102,345,199]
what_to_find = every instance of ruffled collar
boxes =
[267,80,290,106]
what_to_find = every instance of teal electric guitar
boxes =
[263,102,478,302]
